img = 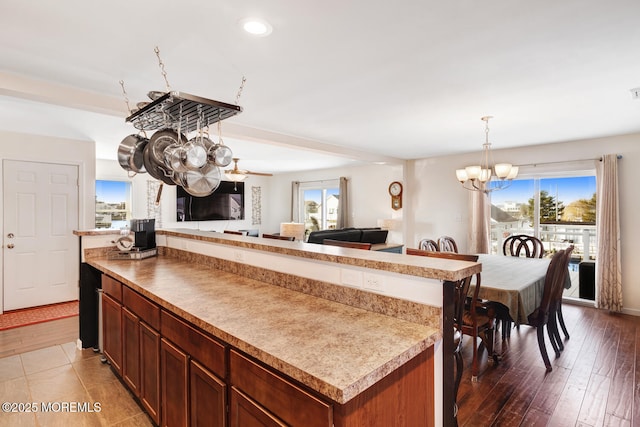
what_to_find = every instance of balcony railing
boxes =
[491,223,597,261]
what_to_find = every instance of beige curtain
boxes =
[291,181,300,222]
[595,154,623,311]
[337,176,350,229]
[468,190,490,254]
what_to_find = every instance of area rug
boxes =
[0,300,79,331]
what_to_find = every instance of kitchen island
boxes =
[77,228,481,426]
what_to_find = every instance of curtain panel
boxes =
[595,154,623,311]
[337,176,349,229]
[469,190,490,254]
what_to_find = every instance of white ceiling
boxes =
[1,0,640,174]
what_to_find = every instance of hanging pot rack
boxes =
[126,91,242,134]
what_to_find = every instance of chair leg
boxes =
[547,316,561,358]
[453,349,463,406]
[557,300,570,339]
[471,334,479,382]
[537,325,552,371]
[551,311,564,352]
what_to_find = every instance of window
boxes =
[490,173,597,262]
[95,180,132,229]
[298,180,340,237]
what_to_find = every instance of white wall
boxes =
[96,159,272,233]
[406,132,640,315]
[266,163,404,238]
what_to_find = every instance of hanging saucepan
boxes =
[183,137,208,170]
[164,143,189,174]
[144,128,185,185]
[118,133,149,177]
[175,163,221,197]
[208,142,233,167]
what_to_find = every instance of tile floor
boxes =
[0,342,152,427]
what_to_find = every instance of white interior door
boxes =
[3,160,79,311]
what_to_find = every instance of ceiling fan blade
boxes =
[246,171,273,176]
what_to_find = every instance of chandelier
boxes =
[455,116,518,193]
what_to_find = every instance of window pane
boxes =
[96,180,132,229]
[539,176,596,260]
[490,179,535,253]
[301,185,340,237]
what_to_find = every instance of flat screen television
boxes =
[177,181,245,221]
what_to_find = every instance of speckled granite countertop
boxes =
[88,255,440,404]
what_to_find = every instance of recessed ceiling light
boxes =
[239,18,273,37]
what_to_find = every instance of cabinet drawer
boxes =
[102,275,122,302]
[161,310,226,378]
[230,350,332,427]
[123,286,160,330]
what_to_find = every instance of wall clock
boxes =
[388,181,403,210]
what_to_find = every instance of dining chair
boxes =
[407,248,496,382]
[549,246,574,349]
[262,233,295,241]
[224,230,246,236]
[418,238,439,252]
[322,239,372,250]
[526,248,567,371]
[438,236,459,253]
[406,248,476,417]
[503,234,545,258]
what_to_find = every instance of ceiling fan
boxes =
[224,158,273,182]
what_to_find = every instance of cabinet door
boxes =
[102,293,122,375]
[230,387,287,427]
[140,322,160,425]
[122,307,140,395]
[161,338,189,427]
[190,360,226,427]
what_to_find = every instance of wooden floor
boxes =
[456,303,639,427]
[0,316,78,359]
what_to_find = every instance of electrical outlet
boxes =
[363,272,384,292]
[234,251,245,262]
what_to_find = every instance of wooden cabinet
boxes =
[102,292,122,375]
[230,387,287,427]
[161,310,227,427]
[161,338,189,427]
[229,350,332,427]
[122,287,161,425]
[122,307,140,394]
[100,273,434,427]
[140,322,160,424]
[191,360,226,427]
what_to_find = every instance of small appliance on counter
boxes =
[109,218,157,260]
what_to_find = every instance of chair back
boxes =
[503,234,544,258]
[551,245,574,306]
[224,230,246,236]
[323,239,372,250]
[438,236,459,253]
[407,249,478,263]
[262,233,295,241]
[406,249,479,327]
[530,249,566,325]
[418,239,439,251]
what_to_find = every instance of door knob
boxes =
[6,243,14,249]
[7,233,14,239]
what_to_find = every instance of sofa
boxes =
[307,227,388,244]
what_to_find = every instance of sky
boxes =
[490,176,596,206]
[96,180,130,204]
[303,188,339,204]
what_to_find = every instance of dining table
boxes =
[472,254,571,325]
